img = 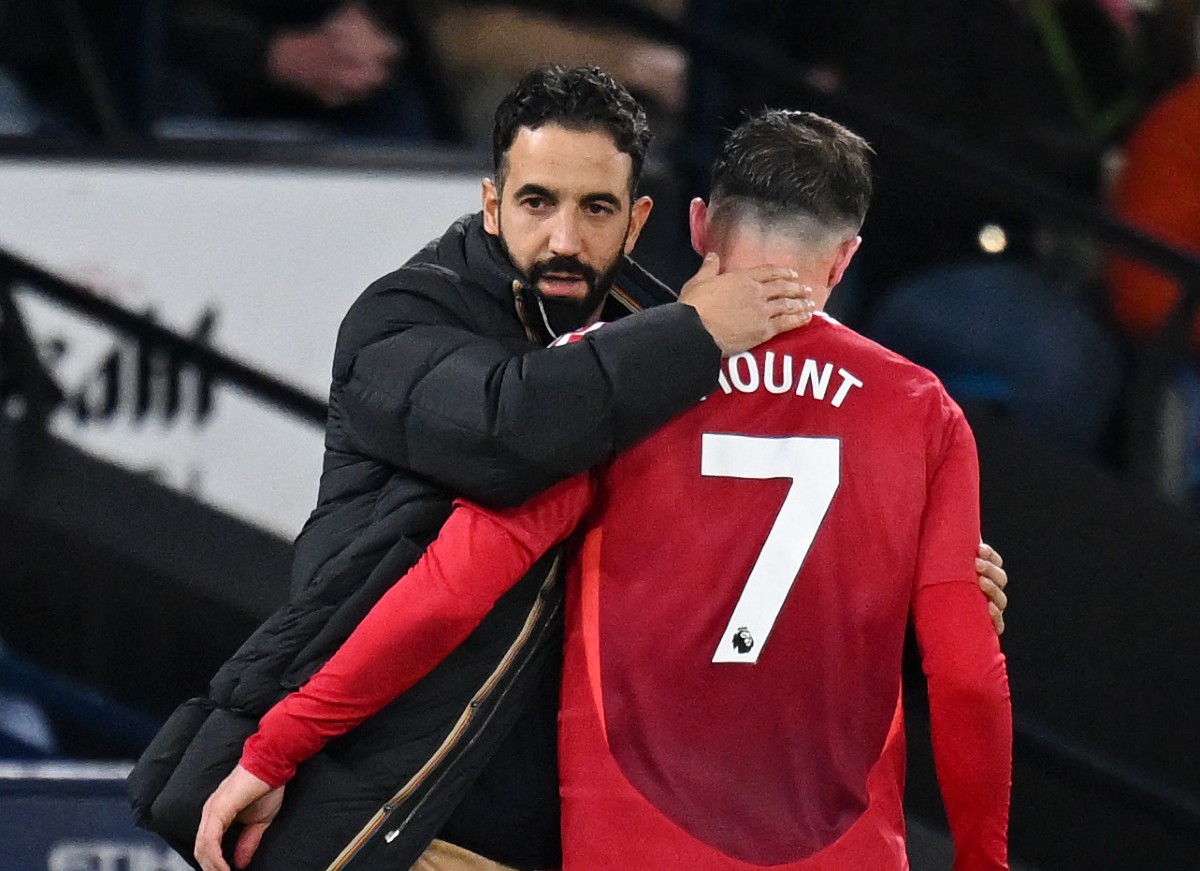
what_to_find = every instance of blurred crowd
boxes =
[1,0,1199,502]
[0,1,689,143]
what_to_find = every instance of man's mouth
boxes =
[537,273,588,298]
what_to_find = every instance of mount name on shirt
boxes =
[713,349,864,408]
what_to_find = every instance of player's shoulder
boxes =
[812,317,969,449]
[812,314,966,425]
[813,314,946,388]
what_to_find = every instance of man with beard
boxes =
[136,66,1008,871]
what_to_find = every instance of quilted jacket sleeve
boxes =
[332,268,721,506]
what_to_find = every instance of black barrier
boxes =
[0,762,190,870]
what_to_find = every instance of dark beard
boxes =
[494,231,624,340]
[494,206,631,340]
[524,254,621,338]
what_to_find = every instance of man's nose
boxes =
[548,210,583,256]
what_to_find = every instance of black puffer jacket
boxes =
[128,213,720,870]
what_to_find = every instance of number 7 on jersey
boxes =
[702,433,841,664]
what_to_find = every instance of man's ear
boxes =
[482,178,500,236]
[688,198,709,256]
[828,235,862,288]
[623,195,655,254]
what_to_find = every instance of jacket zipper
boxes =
[323,553,562,871]
[607,283,643,314]
[511,279,539,343]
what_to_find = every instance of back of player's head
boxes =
[708,110,874,241]
[492,65,652,193]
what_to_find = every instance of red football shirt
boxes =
[556,313,1007,869]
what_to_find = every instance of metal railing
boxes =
[0,247,326,428]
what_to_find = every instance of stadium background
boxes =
[0,2,1197,869]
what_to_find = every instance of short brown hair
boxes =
[709,109,874,234]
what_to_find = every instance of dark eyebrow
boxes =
[512,183,555,201]
[581,192,622,208]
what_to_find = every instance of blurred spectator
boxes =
[0,0,136,139]
[429,0,687,144]
[1107,69,1200,501]
[681,0,1168,298]
[168,1,459,141]
[864,258,1125,454]
[1107,71,1200,355]
[4,0,690,147]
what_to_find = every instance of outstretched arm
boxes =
[337,256,811,506]
[244,474,592,784]
[193,472,594,871]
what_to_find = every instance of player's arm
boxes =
[914,583,1011,870]
[194,473,593,871]
[913,411,1012,871]
[244,471,594,785]
[336,258,811,508]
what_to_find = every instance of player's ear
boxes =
[688,198,709,257]
[828,235,862,288]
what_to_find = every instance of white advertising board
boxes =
[0,157,484,539]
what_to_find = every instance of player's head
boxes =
[689,109,874,309]
[484,66,655,336]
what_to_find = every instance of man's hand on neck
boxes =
[678,253,816,356]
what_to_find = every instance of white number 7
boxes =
[702,433,840,664]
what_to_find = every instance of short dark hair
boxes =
[709,109,874,234]
[492,65,652,192]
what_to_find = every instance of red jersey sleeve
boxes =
[240,472,594,787]
[914,404,981,593]
[913,404,1012,870]
[914,583,1012,871]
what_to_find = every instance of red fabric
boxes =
[558,646,911,871]
[557,584,1010,871]
[557,315,1010,869]
[239,473,593,788]
[914,583,1012,871]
